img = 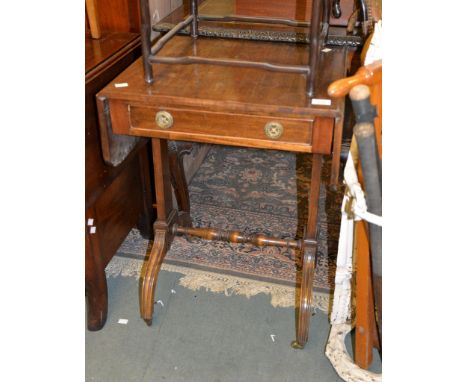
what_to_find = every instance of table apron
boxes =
[108,100,334,154]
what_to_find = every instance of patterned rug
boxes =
[107,145,344,311]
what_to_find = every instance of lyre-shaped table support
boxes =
[140,137,323,349]
[140,139,178,324]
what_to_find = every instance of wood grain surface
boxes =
[100,36,347,116]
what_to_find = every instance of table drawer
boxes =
[128,105,315,153]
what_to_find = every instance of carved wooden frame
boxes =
[153,21,363,46]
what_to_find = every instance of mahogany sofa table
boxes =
[97,35,347,349]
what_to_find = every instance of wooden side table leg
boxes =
[292,153,323,349]
[330,115,344,189]
[140,138,177,325]
[136,141,156,240]
[85,227,108,331]
[85,267,108,331]
[140,230,168,325]
[293,239,318,349]
[168,142,192,227]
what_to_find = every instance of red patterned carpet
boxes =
[111,145,344,298]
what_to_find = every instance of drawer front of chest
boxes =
[127,105,317,153]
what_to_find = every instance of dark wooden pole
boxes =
[322,0,330,24]
[307,0,324,97]
[150,15,194,55]
[191,0,199,38]
[150,55,309,74]
[139,0,154,83]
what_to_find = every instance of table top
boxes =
[98,35,348,120]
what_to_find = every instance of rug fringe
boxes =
[106,256,331,313]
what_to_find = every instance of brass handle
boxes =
[155,111,174,129]
[264,121,283,139]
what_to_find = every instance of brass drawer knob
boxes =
[155,111,173,129]
[264,121,283,139]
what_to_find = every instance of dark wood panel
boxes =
[311,116,334,154]
[85,30,154,331]
[85,34,142,207]
[93,155,145,266]
[94,0,141,33]
[235,0,312,21]
[164,0,353,26]
[86,32,140,74]
[235,0,354,26]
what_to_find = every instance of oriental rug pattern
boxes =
[107,145,344,311]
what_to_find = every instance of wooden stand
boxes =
[139,136,323,349]
[97,13,348,346]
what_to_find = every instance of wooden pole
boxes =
[86,0,101,39]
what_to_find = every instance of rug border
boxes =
[105,256,332,314]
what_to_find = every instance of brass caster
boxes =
[291,340,305,349]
